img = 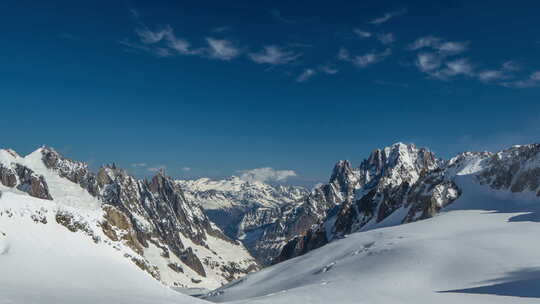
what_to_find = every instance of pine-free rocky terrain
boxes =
[1,142,540,304]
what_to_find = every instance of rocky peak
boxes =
[359,143,441,189]
[329,160,357,193]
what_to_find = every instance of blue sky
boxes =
[1,0,539,186]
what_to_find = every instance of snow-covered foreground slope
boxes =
[206,176,540,304]
[0,192,205,304]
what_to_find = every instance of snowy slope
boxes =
[206,177,540,303]
[0,147,258,290]
[0,191,205,304]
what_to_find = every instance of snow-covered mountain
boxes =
[0,147,258,291]
[177,177,308,264]
[0,191,206,304]
[205,142,540,304]
[3,142,540,303]
[276,142,540,263]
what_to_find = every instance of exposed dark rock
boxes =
[0,165,17,187]
[0,163,53,200]
[180,247,206,277]
[167,263,184,273]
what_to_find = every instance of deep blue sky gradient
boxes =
[1,0,539,185]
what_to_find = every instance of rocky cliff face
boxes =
[0,147,258,289]
[275,143,540,263]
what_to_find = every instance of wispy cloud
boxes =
[410,36,475,80]
[296,68,317,82]
[408,36,468,55]
[416,52,442,72]
[181,167,192,172]
[353,29,372,38]
[294,64,339,83]
[502,60,520,71]
[506,71,540,88]
[211,26,232,33]
[119,39,173,57]
[123,23,202,57]
[368,9,406,25]
[131,163,147,168]
[205,38,241,60]
[248,45,301,65]
[238,167,297,183]
[408,36,441,50]
[320,64,339,75]
[166,32,201,55]
[416,53,474,80]
[436,58,474,78]
[410,36,527,86]
[135,25,172,44]
[339,48,392,68]
[478,70,507,82]
[477,61,518,83]
[377,33,396,45]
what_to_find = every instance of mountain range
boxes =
[1,142,539,303]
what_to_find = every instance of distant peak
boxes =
[1,148,20,158]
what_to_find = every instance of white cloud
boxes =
[508,71,540,88]
[440,58,474,77]
[135,25,172,44]
[502,60,520,71]
[165,32,200,55]
[368,9,406,25]
[416,52,442,72]
[377,33,396,45]
[248,46,301,65]
[408,36,468,55]
[338,48,350,61]
[211,26,232,33]
[205,38,241,60]
[131,163,147,168]
[417,55,474,80]
[181,167,191,172]
[478,70,507,82]
[126,24,202,57]
[296,68,317,82]
[340,48,391,68]
[477,61,520,84]
[437,41,469,54]
[238,167,297,183]
[408,36,441,50]
[411,36,473,80]
[354,29,372,38]
[319,64,338,74]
